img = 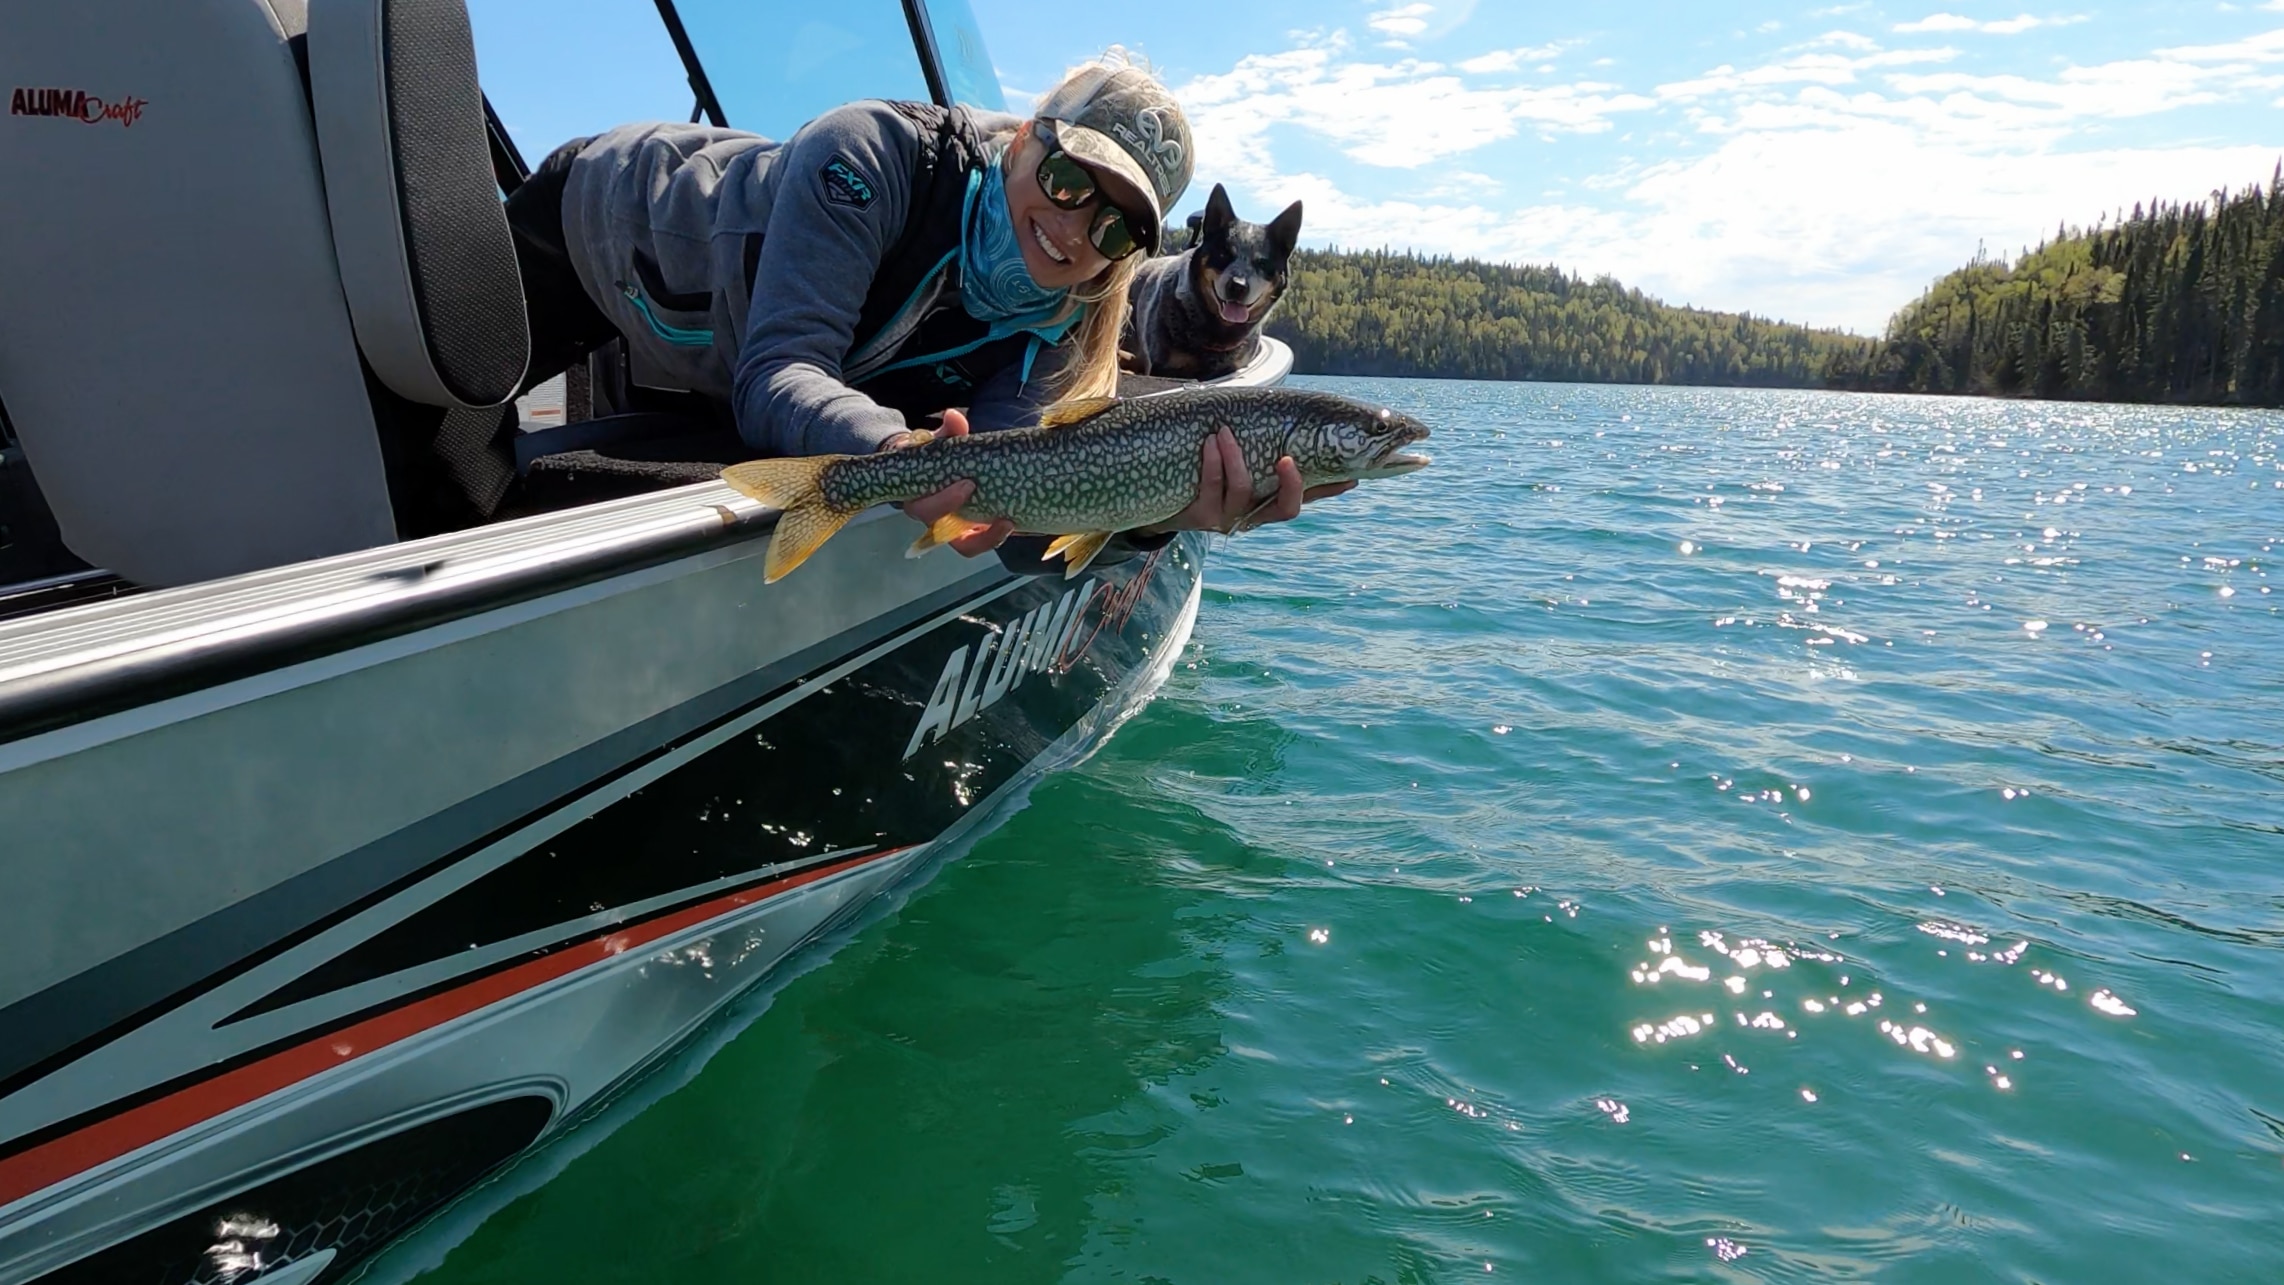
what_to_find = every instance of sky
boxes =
[972,0,2284,333]
[470,1,2284,337]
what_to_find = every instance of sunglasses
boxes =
[1033,136,1143,262]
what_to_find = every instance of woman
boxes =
[504,56,1349,560]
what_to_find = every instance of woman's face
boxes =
[1004,124,1130,290]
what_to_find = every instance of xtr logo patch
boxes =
[819,154,876,210]
[10,87,147,128]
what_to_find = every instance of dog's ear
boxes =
[1202,184,1237,241]
[1266,200,1305,258]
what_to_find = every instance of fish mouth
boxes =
[1362,445,1432,477]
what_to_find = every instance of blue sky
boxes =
[473,1,2284,335]
[973,0,2284,332]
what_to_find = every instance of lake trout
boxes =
[719,388,1433,582]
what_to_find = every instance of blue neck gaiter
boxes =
[960,156,1073,325]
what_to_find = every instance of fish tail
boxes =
[720,457,860,583]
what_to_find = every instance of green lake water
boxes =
[376,377,2284,1283]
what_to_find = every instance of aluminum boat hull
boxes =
[0,453,1221,1283]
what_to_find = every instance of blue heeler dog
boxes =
[1121,183,1304,380]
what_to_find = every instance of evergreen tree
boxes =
[1846,171,2284,405]
[1208,161,2283,408]
[1260,248,1869,388]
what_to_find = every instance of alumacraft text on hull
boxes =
[0,1,1289,1280]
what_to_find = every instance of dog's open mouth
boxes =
[1216,296,1252,325]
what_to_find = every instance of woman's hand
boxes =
[1137,426,1357,536]
[888,408,1015,556]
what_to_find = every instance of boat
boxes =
[0,1,1288,1279]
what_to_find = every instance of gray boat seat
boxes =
[307,0,529,412]
[0,0,531,587]
[0,0,400,587]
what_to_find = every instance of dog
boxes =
[1122,184,1303,380]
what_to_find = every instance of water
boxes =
[381,379,2284,1283]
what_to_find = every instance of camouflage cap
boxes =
[1032,64,1193,253]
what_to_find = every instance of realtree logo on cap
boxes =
[10,86,148,127]
[1110,107,1185,191]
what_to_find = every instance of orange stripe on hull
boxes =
[0,848,899,1209]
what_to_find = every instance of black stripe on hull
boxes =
[37,1097,551,1285]
[0,568,1009,1100]
[0,539,1199,1194]
[234,554,1183,1019]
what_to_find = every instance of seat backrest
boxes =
[307,0,529,411]
[0,0,401,587]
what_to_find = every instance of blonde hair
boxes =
[1016,49,1171,407]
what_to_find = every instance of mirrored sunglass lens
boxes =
[1090,208,1138,259]
[1037,153,1095,207]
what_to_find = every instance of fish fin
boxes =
[1037,396,1120,429]
[907,512,977,558]
[763,496,860,582]
[720,457,856,583]
[721,456,838,510]
[1047,530,1115,578]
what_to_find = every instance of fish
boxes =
[718,387,1433,582]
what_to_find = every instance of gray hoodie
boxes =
[560,102,1060,457]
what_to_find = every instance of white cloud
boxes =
[1457,43,1571,74]
[1174,20,2284,332]
[1656,47,1959,102]
[2155,26,2284,62]
[1367,3,1434,42]
[1894,12,2087,34]
[1179,42,1653,173]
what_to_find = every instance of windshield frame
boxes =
[647,0,957,133]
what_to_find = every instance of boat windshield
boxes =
[471,0,1006,163]
[921,0,1008,115]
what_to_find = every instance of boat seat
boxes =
[306,0,528,412]
[0,0,401,587]
[0,0,537,587]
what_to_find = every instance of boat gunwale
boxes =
[0,337,1292,745]
[0,481,797,746]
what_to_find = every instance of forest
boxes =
[1251,166,2284,407]
[1258,249,1869,388]
[1833,170,2284,405]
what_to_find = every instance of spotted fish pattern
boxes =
[721,387,1432,582]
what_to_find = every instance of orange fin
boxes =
[1044,530,1114,578]
[907,512,979,558]
[1037,396,1120,429]
[720,456,858,582]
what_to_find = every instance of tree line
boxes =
[1243,163,2284,407]
[1832,168,2284,405]
[1258,249,1870,388]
